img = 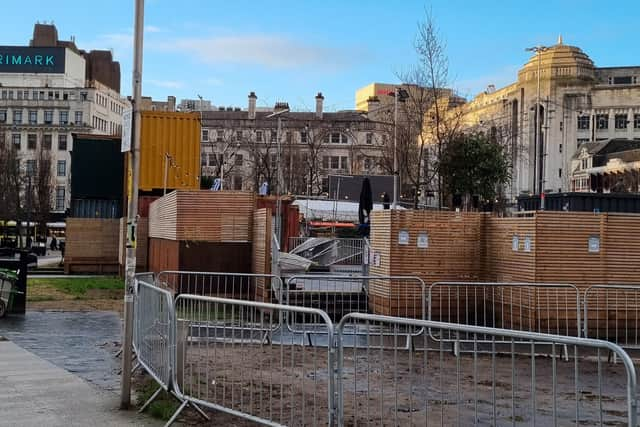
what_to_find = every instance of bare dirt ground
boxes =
[164,341,633,426]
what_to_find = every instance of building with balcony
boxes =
[0,23,128,217]
[200,92,391,195]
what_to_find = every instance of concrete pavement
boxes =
[0,340,160,427]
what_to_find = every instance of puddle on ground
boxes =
[0,311,122,391]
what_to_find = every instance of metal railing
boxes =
[284,275,425,346]
[336,312,638,427]
[157,271,285,303]
[584,285,640,350]
[172,295,336,427]
[288,237,365,266]
[428,282,581,346]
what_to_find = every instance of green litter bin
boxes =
[0,268,21,318]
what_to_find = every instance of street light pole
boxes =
[121,0,144,409]
[392,87,399,209]
[526,45,549,210]
[266,108,289,246]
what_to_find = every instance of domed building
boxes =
[461,36,640,202]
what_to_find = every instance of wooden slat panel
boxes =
[65,218,120,274]
[251,208,272,302]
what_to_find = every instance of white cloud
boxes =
[157,34,361,69]
[147,79,185,89]
[145,25,162,33]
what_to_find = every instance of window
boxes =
[635,114,640,129]
[58,134,67,150]
[0,132,4,147]
[270,154,277,167]
[26,160,37,176]
[330,156,339,169]
[13,110,22,124]
[12,133,21,148]
[75,111,83,125]
[613,76,632,85]
[577,115,590,130]
[232,175,242,191]
[340,156,348,170]
[202,129,209,141]
[558,168,562,178]
[256,130,263,141]
[581,158,588,170]
[271,131,277,142]
[1,90,6,99]
[330,133,340,144]
[208,153,217,167]
[32,91,38,100]
[48,91,53,100]
[615,114,628,129]
[43,134,52,150]
[8,90,13,100]
[596,114,608,130]
[29,110,37,124]
[0,110,6,123]
[322,156,329,169]
[366,133,373,144]
[216,130,224,142]
[16,90,22,100]
[364,158,372,170]
[286,131,292,143]
[27,134,37,150]
[59,111,68,125]
[43,110,53,125]
[321,178,329,193]
[234,154,243,166]
[57,160,66,177]
[300,131,308,143]
[559,143,563,153]
[55,187,65,211]
[39,91,45,100]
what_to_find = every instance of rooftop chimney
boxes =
[315,92,324,119]
[248,92,257,119]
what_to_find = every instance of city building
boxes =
[570,138,640,193]
[0,23,128,217]
[458,36,640,202]
[177,98,213,112]
[200,92,391,195]
[139,95,176,112]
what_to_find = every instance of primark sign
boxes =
[0,46,65,73]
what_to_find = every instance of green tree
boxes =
[438,132,511,210]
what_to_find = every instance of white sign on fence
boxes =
[398,230,409,245]
[121,108,133,152]
[417,232,429,248]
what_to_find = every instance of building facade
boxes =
[200,92,391,195]
[459,37,640,202]
[0,24,127,216]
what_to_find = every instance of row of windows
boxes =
[0,109,83,126]
[1,132,68,151]
[0,89,83,101]
[202,129,383,145]
[24,159,67,177]
[577,114,640,130]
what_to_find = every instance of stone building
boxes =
[200,92,390,194]
[0,23,127,215]
[459,36,640,202]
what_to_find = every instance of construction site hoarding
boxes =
[138,111,201,192]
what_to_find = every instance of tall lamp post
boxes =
[266,108,289,246]
[391,87,409,209]
[525,45,549,210]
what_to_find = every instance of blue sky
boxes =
[4,0,639,111]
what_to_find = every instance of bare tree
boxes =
[0,146,25,245]
[202,129,244,189]
[32,146,54,231]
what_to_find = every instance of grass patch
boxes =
[28,277,124,297]
[136,377,179,421]
[27,295,56,302]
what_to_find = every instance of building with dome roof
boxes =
[460,36,640,202]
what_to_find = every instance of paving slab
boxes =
[0,341,160,427]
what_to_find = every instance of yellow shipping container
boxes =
[137,111,201,192]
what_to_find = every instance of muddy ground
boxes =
[164,339,633,426]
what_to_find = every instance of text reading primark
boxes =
[0,53,55,66]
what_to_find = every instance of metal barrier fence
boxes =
[157,271,285,303]
[584,285,640,350]
[336,313,638,427]
[284,275,425,346]
[172,294,336,427]
[428,282,582,346]
[133,279,174,389]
